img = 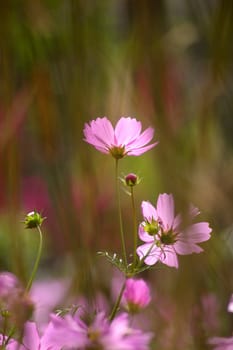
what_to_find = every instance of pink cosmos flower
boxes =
[83,116,158,159]
[136,193,212,268]
[122,278,151,313]
[42,311,152,350]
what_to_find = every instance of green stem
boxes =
[25,225,43,292]
[115,159,127,266]
[109,280,126,321]
[130,186,138,267]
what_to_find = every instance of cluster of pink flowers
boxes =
[0,116,214,349]
[84,116,212,269]
[0,272,152,349]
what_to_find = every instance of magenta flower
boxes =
[136,193,212,268]
[122,278,151,313]
[208,336,233,350]
[83,116,158,159]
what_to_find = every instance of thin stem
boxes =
[115,159,127,266]
[25,225,43,292]
[130,186,138,267]
[109,280,126,321]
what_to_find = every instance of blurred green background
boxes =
[0,1,233,349]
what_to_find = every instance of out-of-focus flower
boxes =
[0,272,21,300]
[122,278,151,313]
[227,294,233,313]
[0,334,20,349]
[0,273,35,347]
[201,293,220,334]
[41,311,153,350]
[0,322,48,350]
[208,336,233,350]
[136,193,212,268]
[208,295,233,350]
[30,278,71,331]
[0,272,26,317]
[40,314,87,350]
[83,117,158,159]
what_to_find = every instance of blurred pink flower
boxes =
[122,278,151,313]
[227,294,233,313]
[0,272,21,299]
[201,293,220,334]
[30,278,71,330]
[83,117,158,159]
[42,311,153,350]
[137,193,212,268]
[208,336,233,350]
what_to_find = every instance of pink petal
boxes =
[92,145,110,154]
[138,224,154,243]
[22,322,41,349]
[83,123,109,151]
[157,247,178,268]
[126,127,154,149]
[189,204,200,218]
[173,213,181,231]
[227,294,233,313]
[208,336,233,349]
[156,194,175,230]
[174,241,203,255]
[136,243,159,266]
[91,117,115,146]
[83,117,115,152]
[127,141,159,155]
[183,222,212,243]
[141,201,158,221]
[114,117,142,146]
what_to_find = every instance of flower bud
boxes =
[24,211,45,229]
[125,173,139,187]
[122,278,151,314]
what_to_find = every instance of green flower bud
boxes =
[24,211,45,229]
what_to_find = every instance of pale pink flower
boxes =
[83,116,158,159]
[122,278,151,313]
[136,193,212,268]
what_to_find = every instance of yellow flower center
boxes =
[144,219,161,235]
